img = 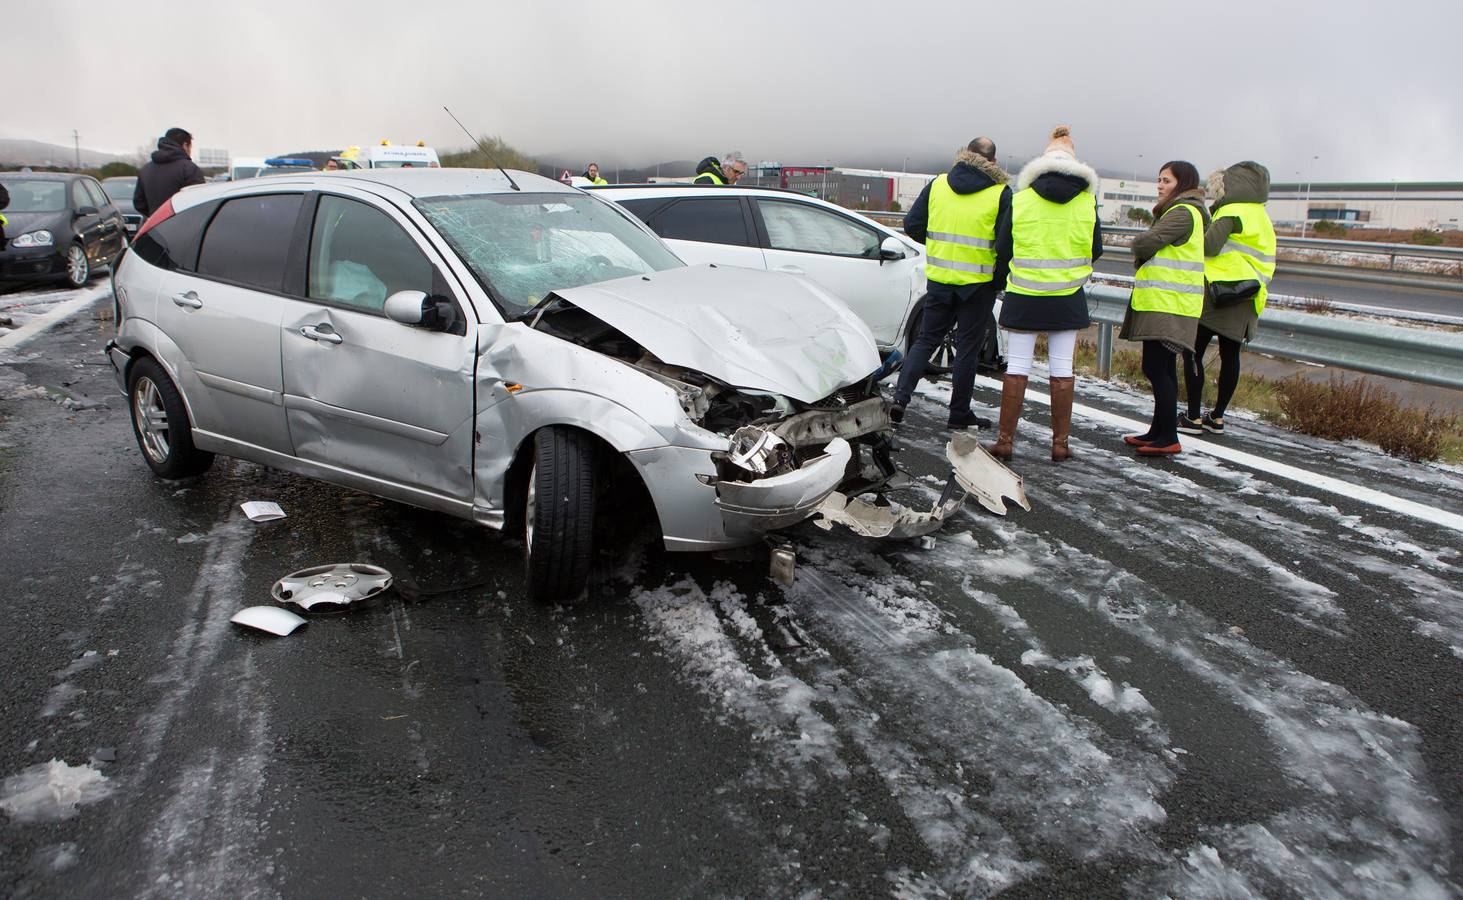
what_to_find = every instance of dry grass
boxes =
[1299,296,1336,315]
[1273,376,1462,463]
[1065,340,1462,463]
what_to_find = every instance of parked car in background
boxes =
[106,169,1001,602]
[0,172,125,286]
[594,184,1004,374]
[101,176,145,237]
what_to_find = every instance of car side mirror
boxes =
[76,205,100,217]
[384,290,462,334]
[384,290,430,325]
[878,236,906,263]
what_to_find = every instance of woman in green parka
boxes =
[1120,160,1211,455]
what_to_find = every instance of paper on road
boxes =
[240,501,287,523]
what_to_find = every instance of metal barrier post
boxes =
[1097,323,1113,379]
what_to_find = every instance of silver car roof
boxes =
[167,167,573,211]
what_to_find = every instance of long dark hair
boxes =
[1153,160,1200,217]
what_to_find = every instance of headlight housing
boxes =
[12,230,54,248]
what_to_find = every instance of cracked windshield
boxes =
[415,192,682,314]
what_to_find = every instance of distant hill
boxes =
[0,138,136,169]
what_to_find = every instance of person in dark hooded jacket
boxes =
[1179,161,1275,436]
[986,126,1103,462]
[890,137,1013,430]
[133,128,205,218]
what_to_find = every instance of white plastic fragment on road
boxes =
[947,432,1032,514]
[230,606,307,636]
[0,759,113,823]
[239,501,286,523]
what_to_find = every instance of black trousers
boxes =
[892,287,996,417]
[1182,325,1243,418]
[1141,340,1180,444]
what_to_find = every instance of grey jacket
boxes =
[1199,161,1272,342]
[1120,188,1211,349]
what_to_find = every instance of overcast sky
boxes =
[8,0,1461,181]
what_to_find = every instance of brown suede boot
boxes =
[985,374,1027,460]
[1049,376,1075,461]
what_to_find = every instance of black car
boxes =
[101,176,145,237]
[0,172,126,287]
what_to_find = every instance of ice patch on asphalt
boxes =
[0,759,113,823]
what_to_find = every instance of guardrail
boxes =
[864,210,1463,273]
[1083,284,1463,390]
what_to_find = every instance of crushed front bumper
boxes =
[715,438,852,538]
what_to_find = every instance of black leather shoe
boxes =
[889,403,905,425]
[946,411,991,430]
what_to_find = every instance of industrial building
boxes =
[1267,182,1463,232]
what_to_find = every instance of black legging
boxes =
[1183,325,1243,418]
[1141,341,1180,444]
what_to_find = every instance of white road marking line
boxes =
[0,284,110,352]
[972,375,1463,534]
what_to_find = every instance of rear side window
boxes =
[649,198,751,247]
[130,202,216,271]
[196,194,304,291]
[308,195,433,313]
[757,200,881,257]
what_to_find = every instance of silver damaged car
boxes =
[108,169,1023,601]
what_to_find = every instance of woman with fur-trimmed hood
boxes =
[1179,161,1275,436]
[1120,160,1212,455]
[987,126,1103,462]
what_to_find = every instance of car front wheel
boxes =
[128,357,214,479]
[524,427,598,604]
[63,243,90,288]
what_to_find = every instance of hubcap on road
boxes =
[133,377,170,463]
[67,246,87,285]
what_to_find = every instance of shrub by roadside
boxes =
[1059,339,1462,463]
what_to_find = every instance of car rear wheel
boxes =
[128,357,214,479]
[524,427,598,604]
[64,244,90,288]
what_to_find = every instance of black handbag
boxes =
[1209,280,1262,309]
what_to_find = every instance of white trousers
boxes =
[1003,330,1078,378]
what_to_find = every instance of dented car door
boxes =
[279,191,476,501]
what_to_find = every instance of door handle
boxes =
[171,291,203,309]
[774,265,805,275]
[300,324,343,345]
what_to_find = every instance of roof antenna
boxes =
[443,105,520,191]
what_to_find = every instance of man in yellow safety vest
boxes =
[890,137,1013,430]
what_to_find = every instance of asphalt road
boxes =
[1093,257,1462,318]
[1,287,1460,898]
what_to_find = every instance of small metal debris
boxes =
[272,563,393,613]
[918,536,936,550]
[240,501,287,523]
[769,546,796,586]
[230,606,308,636]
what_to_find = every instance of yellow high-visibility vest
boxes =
[1204,201,1277,315]
[1005,189,1096,296]
[1132,203,1205,317]
[589,177,608,185]
[694,170,725,185]
[924,174,1003,285]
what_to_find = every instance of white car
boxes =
[593,184,1003,373]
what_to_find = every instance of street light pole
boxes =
[1300,154,1319,239]
[73,130,80,169]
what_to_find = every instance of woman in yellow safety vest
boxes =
[1120,160,1211,455]
[1180,161,1276,437]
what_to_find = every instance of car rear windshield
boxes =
[101,179,136,201]
[1,180,66,212]
[415,192,683,316]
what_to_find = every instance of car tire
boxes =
[64,243,90,288]
[127,357,214,479]
[524,427,597,604]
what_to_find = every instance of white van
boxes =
[356,143,440,169]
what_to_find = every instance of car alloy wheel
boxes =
[66,244,89,287]
[132,375,171,464]
[524,465,538,549]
